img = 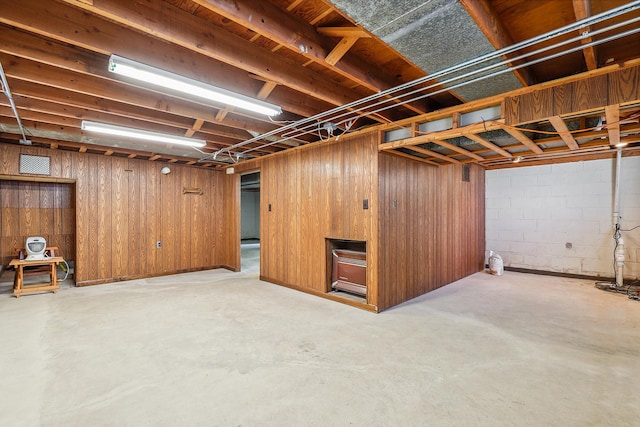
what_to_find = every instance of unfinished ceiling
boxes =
[329,0,523,100]
[0,0,639,168]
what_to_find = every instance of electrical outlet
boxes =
[156,240,162,249]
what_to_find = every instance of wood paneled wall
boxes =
[233,130,485,312]
[258,132,379,308]
[215,172,240,270]
[0,180,75,265]
[377,154,485,311]
[0,143,237,285]
[504,64,640,124]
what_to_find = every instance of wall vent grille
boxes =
[19,154,51,175]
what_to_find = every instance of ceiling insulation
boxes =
[327,0,523,100]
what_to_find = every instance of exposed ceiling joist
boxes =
[407,145,461,164]
[429,139,485,161]
[56,0,374,111]
[572,0,599,70]
[605,104,621,146]
[0,0,638,166]
[185,119,205,138]
[384,149,439,167]
[548,116,580,150]
[316,27,371,38]
[458,0,536,86]
[464,133,512,158]
[502,127,544,154]
[191,1,384,92]
[325,37,360,66]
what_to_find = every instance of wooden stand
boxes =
[9,257,63,298]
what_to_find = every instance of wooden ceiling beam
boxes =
[459,0,536,86]
[384,150,440,167]
[256,81,279,100]
[0,111,282,156]
[215,108,232,123]
[548,116,580,150]
[379,131,484,161]
[605,105,620,146]
[286,0,305,11]
[8,80,258,142]
[0,22,328,121]
[572,0,598,71]
[310,7,335,26]
[184,0,431,114]
[379,133,431,150]
[0,112,225,152]
[3,93,247,144]
[325,37,360,66]
[0,53,283,135]
[379,120,505,151]
[317,27,372,39]
[3,113,281,157]
[55,0,372,109]
[502,126,544,154]
[0,11,260,109]
[0,106,75,129]
[428,139,485,161]
[407,146,461,164]
[464,133,512,158]
[185,119,205,138]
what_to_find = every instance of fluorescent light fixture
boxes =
[108,55,282,117]
[81,121,207,148]
[614,142,628,148]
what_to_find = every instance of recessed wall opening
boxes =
[325,238,367,304]
[240,171,260,272]
[0,177,76,293]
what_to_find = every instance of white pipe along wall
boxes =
[486,156,640,280]
[613,150,625,287]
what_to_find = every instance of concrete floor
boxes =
[1,244,639,426]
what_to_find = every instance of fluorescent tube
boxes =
[81,121,207,148]
[109,55,282,117]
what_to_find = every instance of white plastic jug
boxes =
[488,251,504,276]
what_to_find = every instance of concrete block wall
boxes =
[486,156,640,279]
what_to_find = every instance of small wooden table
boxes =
[9,257,63,298]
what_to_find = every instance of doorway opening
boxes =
[0,178,77,295]
[240,171,260,273]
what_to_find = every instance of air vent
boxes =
[19,154,51,175]
[462,164,470,182]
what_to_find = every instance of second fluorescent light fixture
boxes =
[81,121,206,148]
[108,55,282,117]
